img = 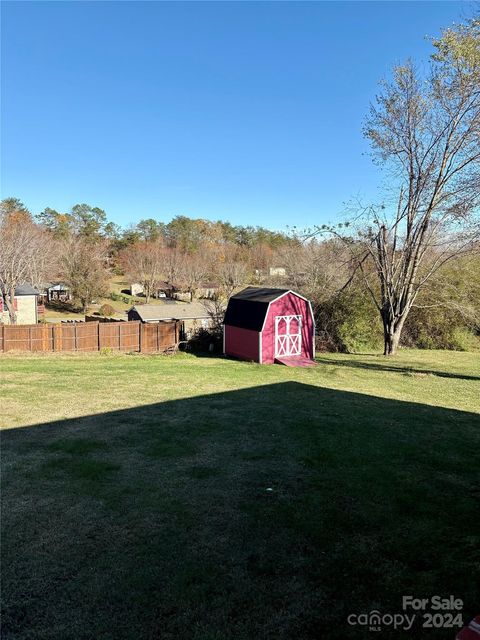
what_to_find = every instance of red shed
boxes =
[223,287,315,366]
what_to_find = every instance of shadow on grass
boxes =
[315,355,480,381]
[2,382,479,640]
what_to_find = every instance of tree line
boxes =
[0,196,297,314]
[35,205,291,252]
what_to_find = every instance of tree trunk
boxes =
[382,312,407,356]
[383,326,400,355]
[5,287,18,325]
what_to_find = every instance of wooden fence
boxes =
[0,320,181,353]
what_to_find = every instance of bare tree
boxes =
[320,18,480,355]
[0,204,53,324]
[161,248,184,290]
[60,237,108,312]
[217,260,249,298]
[179,253,208,301]
[26,234,58,292]
[280,238,351,308]
[203,294,227,338]
[119,241,165,303]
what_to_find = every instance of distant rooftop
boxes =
[131,301,210,322]
[14,284,40,296]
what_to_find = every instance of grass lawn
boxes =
[1,349,479,639]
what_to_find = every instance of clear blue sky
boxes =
[1,1,469,230]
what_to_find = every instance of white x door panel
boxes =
[275,315,302,357]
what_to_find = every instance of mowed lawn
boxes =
[1,350,479,639]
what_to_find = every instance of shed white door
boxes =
[275,315,302,357]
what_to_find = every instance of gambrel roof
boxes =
[223,287,305,332]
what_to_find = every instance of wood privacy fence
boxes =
[0,320,181,353]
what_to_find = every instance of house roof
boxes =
[223,287,306,331]
[130,301,210,322]
[14,284,40,296]
[156,281,175,290]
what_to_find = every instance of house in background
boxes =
[156,282,175,298]
[1,284,40,325]
[45,283,71,303]
[197,282,221,299]
[128,300,212,339]
[172,282,221,302]
[223,287,315,366]
[130,283,144,297]
[253,266,287,281]
[129,282,175,299]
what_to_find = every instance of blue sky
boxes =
[1,1,469,230]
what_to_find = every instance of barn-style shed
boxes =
[223,287,315,366]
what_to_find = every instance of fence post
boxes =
[74,322,77,351]
[42,323,48,351]
[0,324,3,352]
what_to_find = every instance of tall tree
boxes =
[216,245,250,298]
[135,219,165,242]
[36,207,72,238]
[70,203,107,239]
[0,200,53,323]
[0,197,30,217]
[119,241,165,303]
[322,17,480,355]
[60,237,108,312]
[179,253,208,301]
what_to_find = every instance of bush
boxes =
[403,303,479,351]
[187,328,222,353]
[450,328,480,352]
[338,314,382,354]
[98,303,115,317]
[315,287,382,353]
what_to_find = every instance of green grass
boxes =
[1,349,479,639]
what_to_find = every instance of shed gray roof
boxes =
[230,287,289,303]
[130,301,210,322]
[15,284,40,296]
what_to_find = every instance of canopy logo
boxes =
[347,610,415,632]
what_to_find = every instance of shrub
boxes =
[450,328,480,352]
[99,303,115,317]
[187,328,222,353]
[403,303,479,351]
[315,287,382,353]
